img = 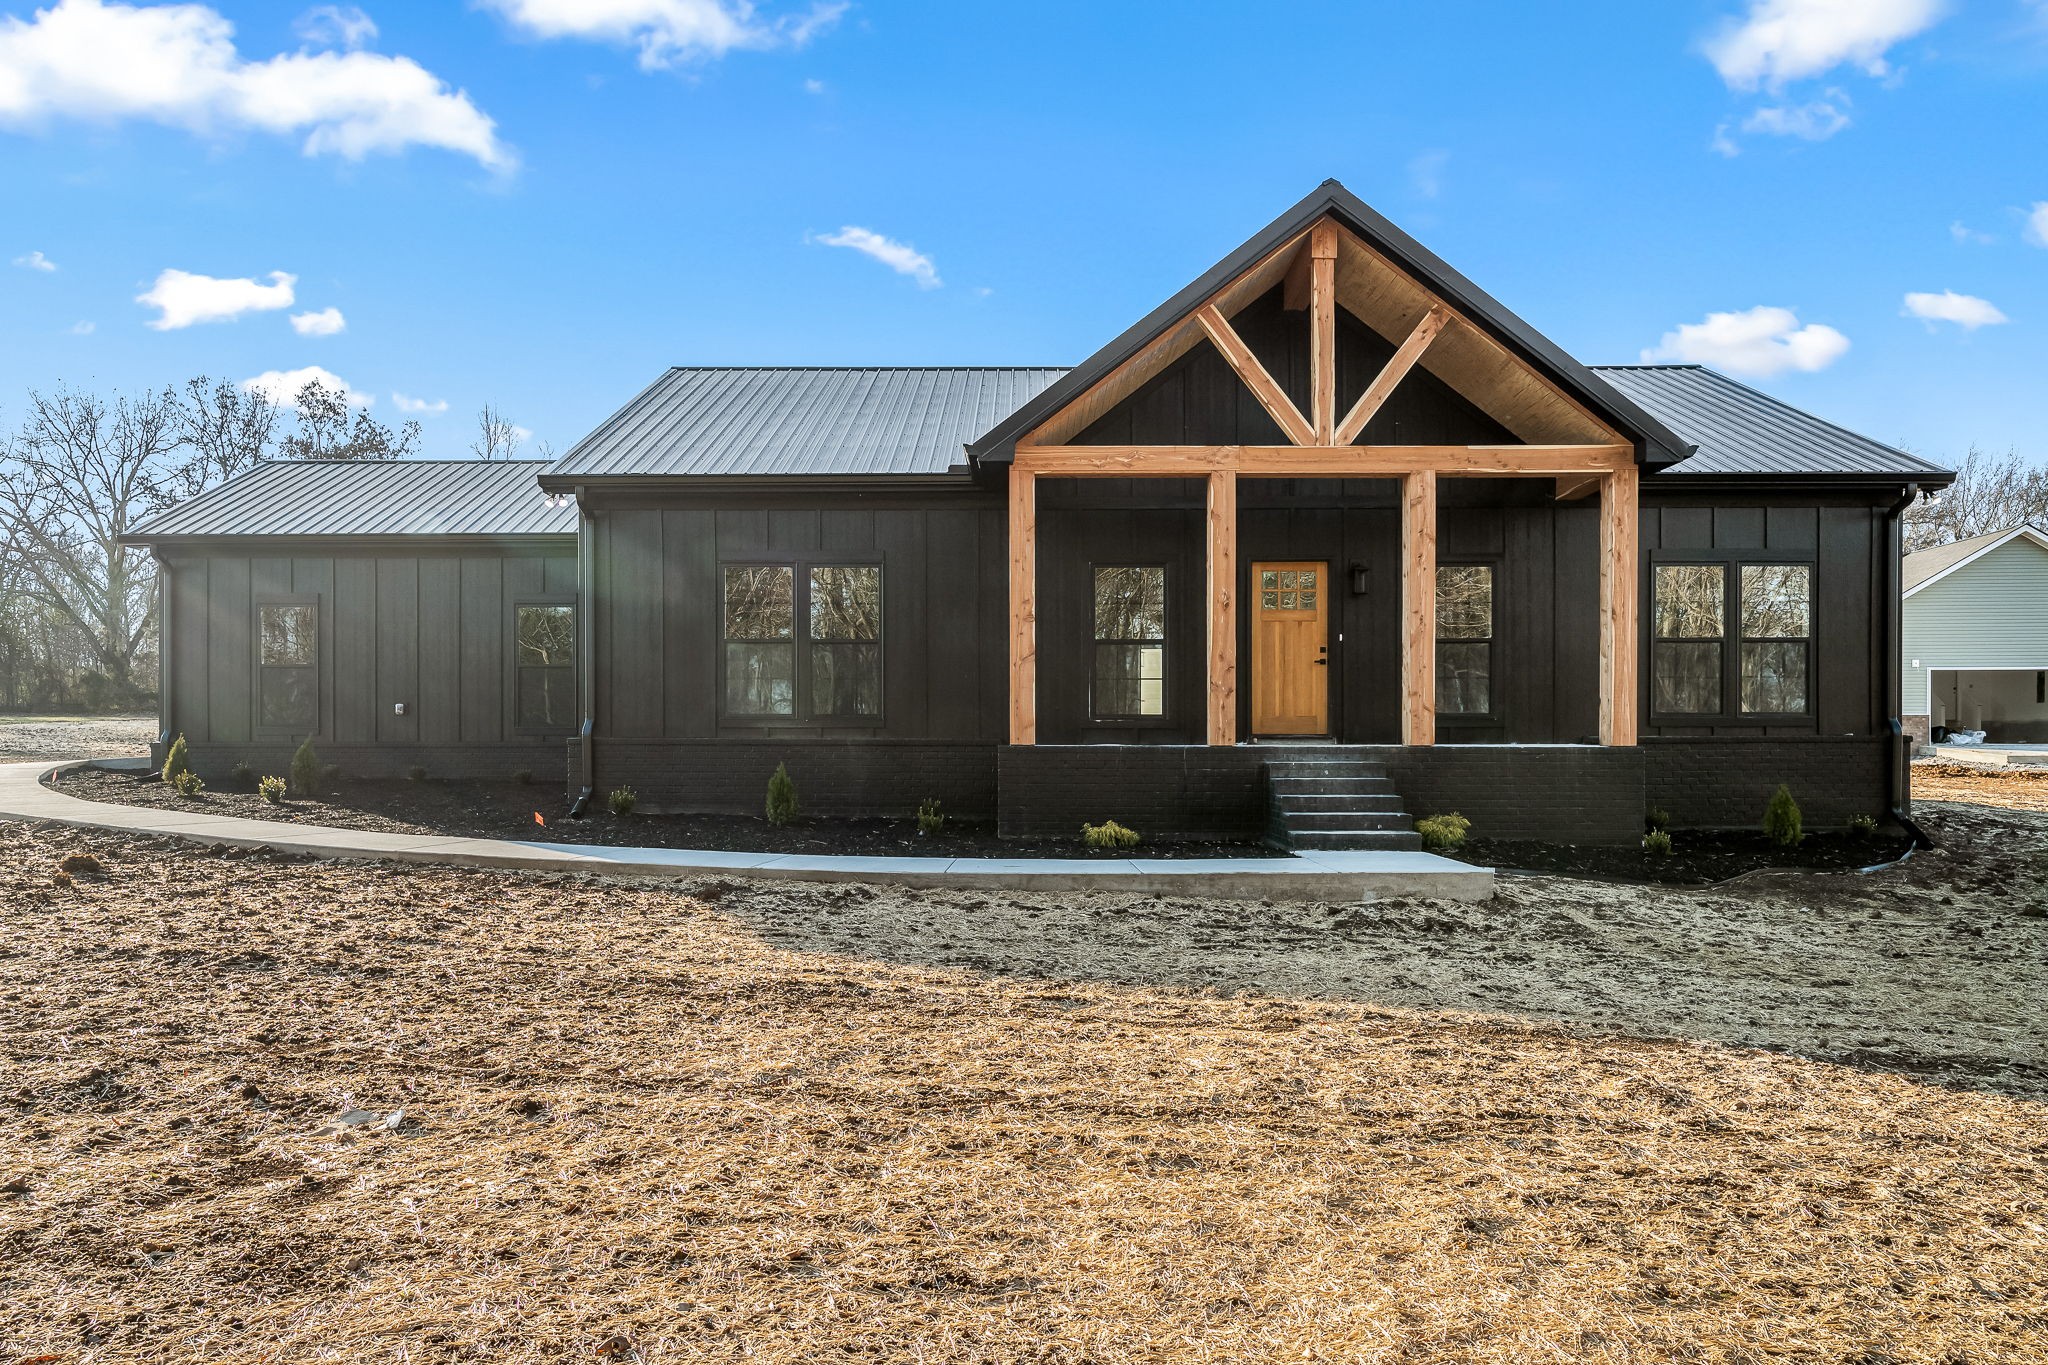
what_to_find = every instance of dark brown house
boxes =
[128,182,1951,846]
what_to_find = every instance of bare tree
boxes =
[277,378,421,462]
[1904,446,2048,551]
[0,386,182,696]
[164,375,282,503]
[471,402,524,460]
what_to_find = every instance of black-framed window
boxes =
[1092,565,1166,721]
[722,563,882,723]
[256,599,317,732]
[1653,560,1812,718]
[514,603,577,733]
[1435,564,1494,716]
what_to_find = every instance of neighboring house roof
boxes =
[1597,365,1951,481]
[1902,524,2048,596]
[965,179,1699,467]
[540,367,1068,482]
[127,459,575,540]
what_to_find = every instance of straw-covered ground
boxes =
[2,794,2045,1362]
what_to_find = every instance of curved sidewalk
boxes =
[0,761,1494,902]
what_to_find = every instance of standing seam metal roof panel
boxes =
[126,460,574,539]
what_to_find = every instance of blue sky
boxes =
[1,0,2044,465]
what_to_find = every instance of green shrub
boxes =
[1848,813,1879,836]
[1081,819,1140,850]
[230,761,254,787]
[1643,829,1673,858]
[765,762,799,826]
[290,738,321,796]
[1415,812,1472,851]
[513,769,534,786]
[171,770,204,798]
[1763,784,1803,848]
[161,733,191,787]
[916,797,945,837]
[607,786,638,817]
[258,775,287,805]
[1645,806,1671,833]
[407,764,428,784]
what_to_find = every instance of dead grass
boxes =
[1915,760,2048,813]
[2,820,2045,1363]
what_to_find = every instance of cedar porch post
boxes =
[1008,467,1038,745]
[1206,470,1238,745]
[1401,470,1437,745]
[1598,461,1640,746]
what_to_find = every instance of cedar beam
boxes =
[1555,473,1603,501]
[1335,305,1450,446]
[1598,463,1640,747]
[1011,443,1633,479]
[1008,467,1037,745]
[1206,471,1238,746]
[1402,470,1437,746]
[1196,304,1317,447]
[1310,222,1338,445]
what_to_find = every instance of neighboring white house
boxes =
[1902,524,2048,749]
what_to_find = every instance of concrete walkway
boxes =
[0,761,1494,902]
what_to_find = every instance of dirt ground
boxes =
[0,714,153,762]
[2,780,2045,1361]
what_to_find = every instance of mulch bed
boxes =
[1450,827,1913,884]
[54,766,1280,860]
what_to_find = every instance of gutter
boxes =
[1881,481,1931,848]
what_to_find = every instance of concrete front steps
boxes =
[1264,749,1426,852]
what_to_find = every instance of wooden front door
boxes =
[1251,561,1330,736]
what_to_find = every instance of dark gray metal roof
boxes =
[1595,365,1951,481]
[541,367,1068,481]
[965,179,1698,467]
[127,459,573,540]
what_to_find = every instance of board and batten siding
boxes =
[162,544,577,774]
[1902,535,2048,715]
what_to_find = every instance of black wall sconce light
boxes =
[1348,562,1369,596]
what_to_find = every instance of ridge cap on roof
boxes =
[657,364,1072,373]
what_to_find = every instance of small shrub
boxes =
[290,738,321,796]
[765,762,799,826]
[407,764,428,784]
[1643,829,1673,858]
[1763,784,1803,848]
[171,770,204,798]
[230,761,254,787]
[1848,812,1879,836]
[916,797,946,837]
[1415,812,1472,851]
[1081,819,1141,850]
[258,775,287,804]
[161,733,191,787]
[513,769,534,786]
[607,786,638,817]
[1645,806,1671,833]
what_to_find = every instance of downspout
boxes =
[570,487,597,817]
[152,550,173,769]
[1882,482,1928,847]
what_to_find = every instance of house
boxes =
[126,181,1952,845]
[1902,524,2048,748]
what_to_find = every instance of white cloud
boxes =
[1711,123,1741,157]
[242,364,368,409]
[1408,148,1448,200]
[813,225,940,289]
[1949,220,1994,245]
[289,305,346,336]
[294,4,376,50]
[69,319,93,334]
[1903,290,2008,329]
[1642,305,1851,377]
[2027,202,2048,249]
[1741,92,1851,140]
[136,267,295,329]
[481,0,846,70]
[1705,0,1946,90]
[392,392,447,415]
[802,77,824,94]
[0,0,514,171]
[12,248,56,270]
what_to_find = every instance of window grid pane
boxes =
[1436,565,1493,641]
[1654,564,1725,640]
[1654,641,1723,715]
[1741,642,1809,714]
[1093,642,1165,718]
[723,566,793,640]
[1093,567,1167,719]
[1436,642,1491,715]
[260,604,315,666]
[1741,564,1811,639]
[516,604,574,666]
[1094,566,1165,642]
[810,566,880,641]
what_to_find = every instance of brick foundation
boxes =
[176,743,569,789]
[592,739,998,819]
[1644,736,1889,829]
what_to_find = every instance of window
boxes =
[1653,564,1724,715]
[1093,566,1166,720]
[722,563,882,722]
[1653,561,1812,717]
[257,602,317,732]
[1739,564,1810,715]
[515,604,577,732]
[1435,564,1493,716]
[1258,565,1319,613]
[809,565,881,718]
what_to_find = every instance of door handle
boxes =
[1314,657,1328,666]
